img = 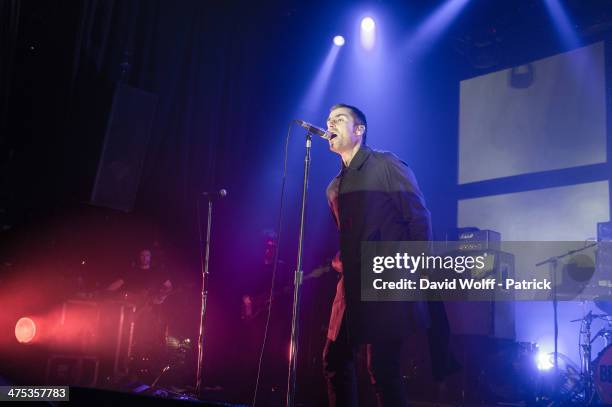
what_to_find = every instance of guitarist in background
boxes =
[239,230,332,403]
[106,248,173,299]
[106,247,173,382]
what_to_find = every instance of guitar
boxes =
[241,262,332,321]
[121,285,178,321]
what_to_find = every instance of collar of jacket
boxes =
[336,145,372,178]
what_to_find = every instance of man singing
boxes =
[323,104,433,406]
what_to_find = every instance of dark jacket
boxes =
[326,145,459,378]
[326,145,432,342]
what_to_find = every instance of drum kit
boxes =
[563,300,612,405]
[531,239,612,404]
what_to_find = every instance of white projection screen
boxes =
[459,41,606,184]
[458,181,609,241]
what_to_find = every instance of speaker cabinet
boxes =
[91,83,157,211]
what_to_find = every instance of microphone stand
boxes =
[286,131,313,407]
[535,242,597,401]
[195,195,215,398]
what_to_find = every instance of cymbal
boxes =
[570,312,609,322]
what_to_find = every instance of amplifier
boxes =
[468,250,514,283]
[446,228,501,251]
[442,250,515,339]
[458,229,501,251]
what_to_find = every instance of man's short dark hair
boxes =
[330,103,368,145]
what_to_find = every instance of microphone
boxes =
[201,189,228,199]
[294,120,335,140]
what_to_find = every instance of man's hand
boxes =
[106,278,124,292]
[331,251,343,273]
[152,279,173,304]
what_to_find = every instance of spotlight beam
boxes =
[404,0,470,58]
[543,0,580,50]
[298,44,341,113]
[360,16,377,50]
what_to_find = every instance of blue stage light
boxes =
[333,35,345,46]
[361,17,375,32]
[360,17,376,50]
[536,351,553,371]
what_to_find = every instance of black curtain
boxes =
[67,1,252,240]
[0,0,20,139]
[0,0,271,243]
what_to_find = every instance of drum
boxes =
[594,344,612,404]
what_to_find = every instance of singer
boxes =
[322,104,457,406]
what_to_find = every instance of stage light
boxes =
[333,35,345,46]
[536,351,553,371]
[543,0,580,50]
[360,17,376,50]
[15,317,36,344]
[361,17,376,32]
[404,0,470,58]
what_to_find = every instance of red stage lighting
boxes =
[15,317,36,344]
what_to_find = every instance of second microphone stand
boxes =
[195,195,215,398]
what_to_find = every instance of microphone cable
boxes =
[251,121,293,406]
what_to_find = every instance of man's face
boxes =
[326,107,364,154]
[139,250,152,268]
